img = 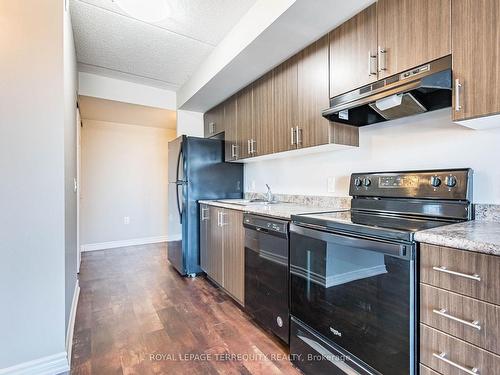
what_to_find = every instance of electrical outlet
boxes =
[124,216,130,225]
[327,177,336,193]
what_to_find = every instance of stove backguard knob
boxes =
[445,175,457,187]
[354,177,362,187]
[430,176,442,187]
[363,178,371,187]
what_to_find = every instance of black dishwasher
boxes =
[244,214,290,344]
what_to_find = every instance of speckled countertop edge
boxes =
[415,221,500,256]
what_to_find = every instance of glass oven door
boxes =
[290,223,415,375]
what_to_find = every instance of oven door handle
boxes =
[290,223,410,257]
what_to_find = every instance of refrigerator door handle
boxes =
[175,147,184,223]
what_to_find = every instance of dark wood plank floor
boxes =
[71,243,301,374]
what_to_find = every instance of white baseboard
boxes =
[0,352,69,375]
[65,279,80,367]
[81,235,170,252]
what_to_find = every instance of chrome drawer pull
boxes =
[433,352,479,375]
[432,266,481,281]
[432,308,481,330]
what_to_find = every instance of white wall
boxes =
[245,109,500,204]
[79,72,177,110]
[176,110,204,137]
[81,120,177,246]
[0,0,66,370]
[64,0,78,336]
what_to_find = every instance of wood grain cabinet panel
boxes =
[273,56,298,153]
[329,4,377,98]
[419,364,441,375]
[208,206,224,286]
[421,283,500,355]
[420,243,500,305]
[252,72,274,156]
[224,95,238,161]
[222,209,245,305]
[204,103,224,138]
[297,35,330,148]
[236,85,253,159]
[452,0,500,121]
[420,324,500,375]
[377,0,451,78]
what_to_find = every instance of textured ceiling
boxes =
[79,95,177,129]
[70,0,256,90]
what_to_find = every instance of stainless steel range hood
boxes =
[322,55,452,126]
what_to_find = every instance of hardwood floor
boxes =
[71,243,300,375]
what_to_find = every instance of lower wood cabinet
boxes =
[420,243,500,374]
[200,204,244,305]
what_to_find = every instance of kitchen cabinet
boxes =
[273,56,298,153]
[297,35,330,148]
[329,4,377,98]
[452,0,500,122]
[204,103,224,138]
[420,243,500,373]
[252,72,274,156]
[224,95,239,161]
[236,85,253,159]
[376,0,451,79]
[200,205,244,305]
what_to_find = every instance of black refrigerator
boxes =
[167,135,243,276]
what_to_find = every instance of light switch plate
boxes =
[327,177,336,193]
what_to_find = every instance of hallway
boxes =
[71,243,300,374]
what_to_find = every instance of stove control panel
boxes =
[349,169,472,201]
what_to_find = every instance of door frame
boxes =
[76,107,82,273]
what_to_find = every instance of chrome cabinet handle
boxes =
[251,139,256,154]
[219,212,227,226]
[432,266,481,281]
[432,308,481,330]
[209,122,215,134]
[247,139,251,155]
[455,78,462,111]
[231,144,238,159]
[296,126,302,146]
[368,50,377,76]
[378,46,387,72]
[290,127,296,146]
[433,352,479,375]
[201,207,209,221]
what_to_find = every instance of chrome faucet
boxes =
[265,184,273,203]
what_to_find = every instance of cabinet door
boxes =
[224,96,238,161]
[208,206,223,286]
[273,56,298,153]
[377,0,451,78]
[452,0,500,121]
[252,72,274,156]
[236,85,253,159]
[297,35,330,148]
[204,104,224,138]
[329,4,377,98]
[222,209,245,305]
[199,204,210,274]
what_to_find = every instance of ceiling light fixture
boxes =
[112,0,170,23]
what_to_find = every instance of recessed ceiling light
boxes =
[112,0,170,23]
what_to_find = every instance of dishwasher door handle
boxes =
[255,227,269,233]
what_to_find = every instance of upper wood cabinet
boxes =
[273,56,298,153]
[376,0,451,79]
[204,103,224,138]
[329,4,377,98]
[252,72,275,156]
[236,85,253,159]
[224,95,238,162]
[452,0,500,122]
[298,35,330,148]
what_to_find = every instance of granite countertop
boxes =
[198,199,334,219]
[415,221,500,256]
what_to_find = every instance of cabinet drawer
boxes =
[421,324,500,375]
[420,243,500,305]
[421,284,500,355]
[419,364,441,375]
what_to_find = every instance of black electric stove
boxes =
[289,169,473,375]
